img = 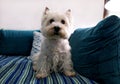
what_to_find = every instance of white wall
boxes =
[0,0,104,30]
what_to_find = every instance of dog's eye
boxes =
[61,20,65,24]
[49,19,54,24]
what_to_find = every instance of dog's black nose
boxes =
[54,26,60,32]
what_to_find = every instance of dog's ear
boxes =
[65,9,71,16]
[44,7,50,15]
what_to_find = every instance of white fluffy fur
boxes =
[32,7,75,78]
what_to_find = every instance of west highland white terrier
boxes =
[32,7,76,78]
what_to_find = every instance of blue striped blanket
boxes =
[0,55,97,84]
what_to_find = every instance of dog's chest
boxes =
[45,39,70,56]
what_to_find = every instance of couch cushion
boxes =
[0,30,34,56]
[69,15,120,84]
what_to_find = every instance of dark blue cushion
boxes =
[0,30,34,56]
[69,15,120,84]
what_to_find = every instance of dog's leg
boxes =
[31,53,40,71]
[62,52,76,76]
[35,55,51,78]
[33,61,37,71]
[32,53,50,78]
[36,56,48,78]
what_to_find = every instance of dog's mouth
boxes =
[53,32,68,39]
[54,32,59,35]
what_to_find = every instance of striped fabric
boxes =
[0,55,98,84]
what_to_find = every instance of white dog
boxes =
[32,7,76,78]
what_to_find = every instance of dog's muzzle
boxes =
[54,26,60,35]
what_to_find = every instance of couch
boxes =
[0,15,120,84]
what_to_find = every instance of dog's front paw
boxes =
[36,73,48,78]
[64,71,76,77]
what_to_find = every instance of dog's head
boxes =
[41,7,72,39]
